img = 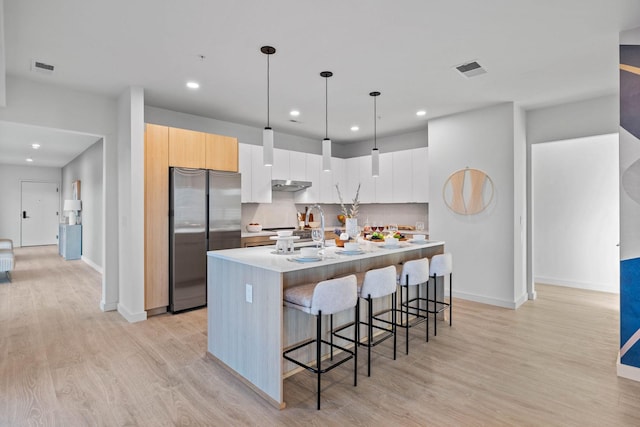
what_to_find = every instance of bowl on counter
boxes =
[246,224,262,232]
[276,230,294,237]
[300,247,319,258]
[344,242,359,252]
[412,234,426,241]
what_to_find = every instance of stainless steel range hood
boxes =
[271,179,312,192]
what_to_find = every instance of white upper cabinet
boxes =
[294,153,320,203]
[375,152,394,203]
[290,151,307,181]
[239,143,272,203]
[392,150,413,202]
[411,147,429,202]
[271,148,289,180]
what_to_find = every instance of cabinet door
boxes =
[345,157,360,204]
[205,134,238,172]
[251,145,272,203]
[239,143,252,203]
[145,123,169,310]
[271,149,289,180]
[412,147,429,202]
[392,150,413,202]
[376,152,394,203]
[168,127,206,168]
[289,151,307,181]
[331,158,346,204]
[295,154,320,203]
[357,156,375,203]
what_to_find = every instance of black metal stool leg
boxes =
[449,272,453,326]
[354,304,358,387]
[392,292,397,360]
[434,274,438,337]
[330,314,334,361]
[367,295,373,377]
[317,311,322,410]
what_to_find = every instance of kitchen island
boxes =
[206,240,444,409]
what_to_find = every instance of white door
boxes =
[21,181,60,246]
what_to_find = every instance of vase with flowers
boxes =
[336,183,361,240]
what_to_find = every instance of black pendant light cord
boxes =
[325,76,328,138]
[261,46,276,128]
[320,71,333,139]
[370,91,380,149]
[374,95,377,149]
[266,53,270,128]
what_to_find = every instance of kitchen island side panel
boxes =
[207,256,284,406]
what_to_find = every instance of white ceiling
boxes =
[0,121,101,167]
[3,0,640,162]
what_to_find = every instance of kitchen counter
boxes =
[206,239,444,409]
[240,230,276,238]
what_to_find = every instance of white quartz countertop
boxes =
[208,240,444,273]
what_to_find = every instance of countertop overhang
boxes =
[208,240,444,273]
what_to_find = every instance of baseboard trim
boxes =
[117,303,147,323]
[617,353,640,382]
[453,291,519,309]
[100,300,117,311]
[81,256,103,274]
[534,276,619,294]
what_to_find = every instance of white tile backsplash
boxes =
[242,192,428,231]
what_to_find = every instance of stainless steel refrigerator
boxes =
[169,167,241,313]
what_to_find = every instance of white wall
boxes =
[527,95,618,145]
[0,76,119,313]
[0,164,61,246]
[429,103,525,308]
[117,87,146,322]
[532,134,619,293]
[62,139,103,271]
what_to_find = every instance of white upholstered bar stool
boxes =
[398,258,430,354]
[333,265,398,377]
[428,253,453,336]
[283,274,358,410]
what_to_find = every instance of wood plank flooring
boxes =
[2,245,640,426]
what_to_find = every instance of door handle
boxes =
[23,211,28,219]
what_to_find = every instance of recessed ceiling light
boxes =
[416,110,426,116]
[290,110,300,117]
[350,126,359,132]
[32,143,41,149]
[186,81,200,89]
[26,158,33,162]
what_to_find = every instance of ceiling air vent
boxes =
[31,59,55,74]
[455,61,486,78]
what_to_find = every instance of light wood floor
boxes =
[2,246,640,426]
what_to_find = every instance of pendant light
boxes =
[370,91,381,177]
[261,46,276,166]
[320,71,333,172]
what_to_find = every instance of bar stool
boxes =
[333,265,398,377]
[428,253,453,336]
[283,274,358,410]
[398,258,430,354]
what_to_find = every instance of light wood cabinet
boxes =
[168,127,206,168]
[205,133,238,172]
[144,123,169,311]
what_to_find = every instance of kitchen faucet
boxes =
[305,204,325,250]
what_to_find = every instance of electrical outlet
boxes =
[245,284,253,303]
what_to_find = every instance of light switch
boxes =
[245,284,253,303]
